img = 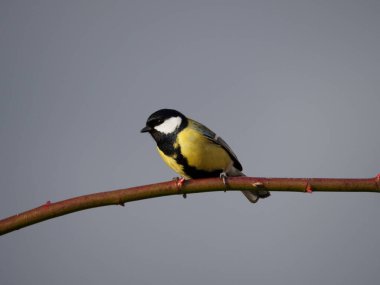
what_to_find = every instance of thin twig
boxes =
[1,176,379,236]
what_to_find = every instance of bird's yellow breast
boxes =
[176,126,232,172]
[157,147,188,177]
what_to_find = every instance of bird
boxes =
[141,109,270,203]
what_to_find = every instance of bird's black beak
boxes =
[140,126,152,133]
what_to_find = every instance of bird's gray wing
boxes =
[188,119,243,171]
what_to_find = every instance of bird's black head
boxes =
[141,109,188,137]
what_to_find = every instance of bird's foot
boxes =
[173,177,187,198]
[220,172,228,192]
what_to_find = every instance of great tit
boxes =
[141,109,270,203]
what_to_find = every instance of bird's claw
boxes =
[173,176,186,187]
[220,172,228,192]
[173,177,186,198]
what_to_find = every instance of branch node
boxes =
[375,173,380,190]
[118,198,125,207]
[252,182,264,188]
[305,181,313,193]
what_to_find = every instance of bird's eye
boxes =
[156,119,164,125]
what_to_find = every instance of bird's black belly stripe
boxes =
[174,147,222,178]
[157,139,223,178]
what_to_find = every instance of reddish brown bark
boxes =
[1,175,379,235]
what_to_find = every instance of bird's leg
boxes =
[220,172,228,192]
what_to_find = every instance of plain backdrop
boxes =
[1,1,380,284]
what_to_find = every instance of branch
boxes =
[1,175,379,236]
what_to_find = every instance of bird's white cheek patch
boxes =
[154,116,182,134]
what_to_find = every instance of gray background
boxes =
[1,1,380,284]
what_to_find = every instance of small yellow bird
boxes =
[141,109,270,203]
